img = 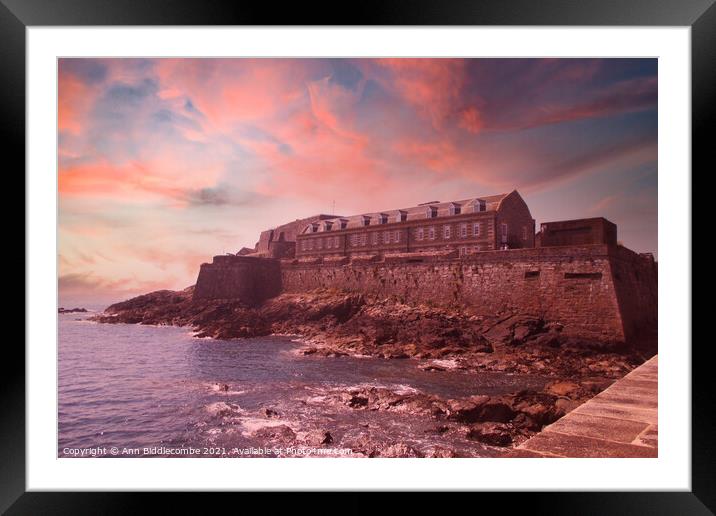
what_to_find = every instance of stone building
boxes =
[536,217,617,248]
[254,214,340,259]
[295,190,535,259]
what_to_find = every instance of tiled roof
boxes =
[301,193,509,234]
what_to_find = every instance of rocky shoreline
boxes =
[92,286,656,453]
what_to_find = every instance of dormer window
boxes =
[449,203,461,215]
[340,218,349,230]
[397,210,407,223]
[426,206,438,218]
[361,215,371,226]
[310,223,319,233]
[378,213,389,224]
[475,199,486,212]
[324,221,333,231]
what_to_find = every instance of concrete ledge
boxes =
[511,355,658,458]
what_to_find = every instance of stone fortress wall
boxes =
[280,244,657,343]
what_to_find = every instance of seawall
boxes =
[193,244,657,344]
[279,244,656,343]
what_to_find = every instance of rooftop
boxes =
[301,192,510,234]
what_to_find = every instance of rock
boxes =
[58,307,88,314]
[478,401,517,423]
[466,422,513,446]
[446,396,490,423]
[555,398,581,414]
[425,447,458,458]
[304,429,333,446]
[378,443,423,458]
[545,380,582,398]
[262,407,280,418]
[252,425,296,441]
[348,395,369,408]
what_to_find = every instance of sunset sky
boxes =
[58,58,658,306]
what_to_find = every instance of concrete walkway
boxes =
[511,355,658,458]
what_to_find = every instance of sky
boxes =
[58,58,658,306]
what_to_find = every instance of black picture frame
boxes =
[3,0,706,512]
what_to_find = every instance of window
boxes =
[324,221,333,231]
[360,234,367,246]
[317,238,323,249]
[426,206,438,218]
[459,246,467,257]
[428,227,436,240]
[474,245,481,253]
[475,200,486,212]
[379,213,388,224]
[522,226,528,240]
[473,223,481,237]
[394,231,400,243]
[372,232,379,245]
[301,240,307,251]
[350,234,358,247]
[417,228,424,241]
[397,210,407,223]
[334,236,339,248]
[460,224,467,238]
[383,231,390,244]
[501,223,508,243]
[449,203,461,215]
[444,225,451,239]
[362,216,371,227]
[340,219,348,230]
[308,240,314,250]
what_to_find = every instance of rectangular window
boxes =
[361,234,367,246]
[460,224,467,238]
[334,236,339,248]
[474,245,481,253]
[317,238,323,249]
[372,232,378,245]
[473,223,481,237]
[428,227,436,240]
[444,225,451,239]
[501,223,508,244]
[417,228,424,241]
[522,226,528,240]
[383,231,390,244]
[350,234,358,247]
[394,231,400,243]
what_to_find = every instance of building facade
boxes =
[295,190,535,259]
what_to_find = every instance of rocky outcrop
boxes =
[59,307,88,314]
[93,287,653,380]
[317,382,609,448]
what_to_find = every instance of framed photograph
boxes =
[5,0,706,511]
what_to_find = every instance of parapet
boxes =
[193,255,282,305]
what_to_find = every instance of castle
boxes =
[194,190,657,345]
